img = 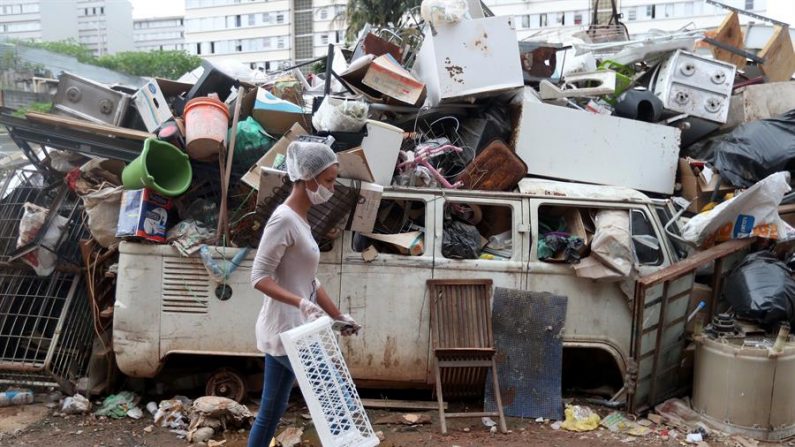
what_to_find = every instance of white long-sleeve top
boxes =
[250,204,320,356]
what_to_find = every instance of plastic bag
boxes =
[725,251,795,328]
[590,210,634,277]
[681,172,793,247]
[167,220,215,256]
[62,394,91,414]
[234,116,274,172]
[311,97,368,133]
[17,202,68,277]
[81,186,122,248]
[560,405,600,432]
[198,245,251,282]
[694,110,795,188]
[442,220,481,259]
[421,0,469,26]
[94,391,139,419]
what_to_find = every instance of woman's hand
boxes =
[299,299,325,321]
[335,314,362,336]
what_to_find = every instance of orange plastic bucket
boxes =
[183,96,230,161]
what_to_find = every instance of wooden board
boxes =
[361,398,446,410]
[759,25,795,83]
[25,112,152,141]
[710,12,747,69]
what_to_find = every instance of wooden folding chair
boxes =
[427,279,507,434]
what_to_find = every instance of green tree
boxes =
[343,0,421,40]
[95,51,202,80]
[12,39,202,79]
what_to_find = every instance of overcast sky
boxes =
[130,0,185,19]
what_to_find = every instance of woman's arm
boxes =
[315,285,342,320]
[253,277,302,307]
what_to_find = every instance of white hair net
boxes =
[285,141,338,182]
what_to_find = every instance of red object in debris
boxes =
[65,167,81,191]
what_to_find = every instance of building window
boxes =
[539,13,547,27]
[92,7,96,14]
[235,15,241,27]
[196,43,201,55]
[745,0,754,9]
[320,8,328,19]
[628,8,637,21]
[277,37,285,48]
[263,37,271,48]
[84,8,89,16]
[276,13,285,24]
[235,40,243,52]
[574,13,583,25]
[647,5,655,18]
[664,3,674,17]
[210,41,215,53]
[521,14,531,28]
[320,34,329,45]
[100,6,104,14]
[248,14,255,26]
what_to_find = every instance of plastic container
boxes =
[122,138,192,197]
[0,389,34,407]
[183,96,230,161]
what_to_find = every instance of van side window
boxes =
[442,202,513,260]
[351,198,426,256]
[631,209,663,266]
[537,205,588,263]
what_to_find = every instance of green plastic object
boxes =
[233,116,274,172]
[94,391,138,419]
[598,60,634,105]
[122,138,192,197]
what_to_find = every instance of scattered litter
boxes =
[0,389,34,407]
[687,432,704,443]
[560,405,600,432]
[94,391,140,419]
[274,426,303,447]
[600,412,651,436]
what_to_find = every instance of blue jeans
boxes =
[248,354,295,447]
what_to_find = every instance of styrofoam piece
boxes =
[652,50,737,123]
[414,16,523,106]
[280,317,379,447]
[513,100,680,195]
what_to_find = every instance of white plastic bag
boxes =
[574,210,635,281]
[81,186,123,248]
[311,96,368,132]
[421,0,469,26]
[682,171,793,247]
[17,202,68,277]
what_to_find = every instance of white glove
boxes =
[335,314,362,336]
[299,299,325,322]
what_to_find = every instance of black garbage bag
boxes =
[442,220,481,259]
[692,109,795,188]
[725,251,795,328]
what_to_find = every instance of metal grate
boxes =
[162,258,210,314]
[281,317,378,447]
[0,269,93,392]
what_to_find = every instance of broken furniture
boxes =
[427,279,507,434]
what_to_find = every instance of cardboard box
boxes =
[340,179,383,233]
[242,123,308,189]
[134,79,173,132]
[338,148,374,183]
[252,88,311,135]
[678,158,735,213]
[361,54,427,106]
[256,167,292,206]
[116,189,172,243]
[361,231,424,256]
[414,16,523,106]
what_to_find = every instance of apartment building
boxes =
[0,0,134,56]
[184,0,347,71]
[134,16,186,52]
[483,0,769,40]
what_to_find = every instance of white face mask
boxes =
[306,180,333,205]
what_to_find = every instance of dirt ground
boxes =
[1,395,789,447]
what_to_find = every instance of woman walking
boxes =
[248,141,360,446]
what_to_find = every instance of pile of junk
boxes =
[1,0,795,442]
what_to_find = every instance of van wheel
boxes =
[206,368,247,403]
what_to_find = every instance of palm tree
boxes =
[342,0,422,40]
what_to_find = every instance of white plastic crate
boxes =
[280,317,379,447]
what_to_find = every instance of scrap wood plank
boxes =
[759,25,795,83]
[709,12,747,68]
[637,238,756,287]
[361,398,446,410]
[25,112,152,141]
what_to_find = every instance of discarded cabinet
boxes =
[53,72,131,126]
[513,100,680,195]
[414,16,523,106]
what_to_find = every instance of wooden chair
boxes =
[427,279,507,434]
